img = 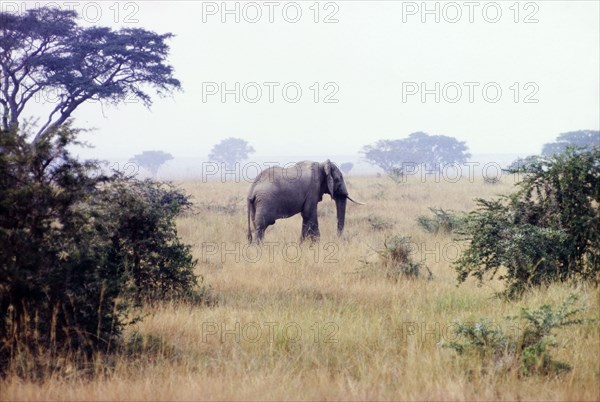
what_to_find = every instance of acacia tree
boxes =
[542,130,599,156]
[340,162,354,174]
[208,137,255,168]
[0,7,180,142]
[361,132,470,173]
[130,150,174,177]
[455,147,600,298]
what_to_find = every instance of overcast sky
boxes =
[16,1,600,160]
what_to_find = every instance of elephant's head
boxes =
[322,160,364,236]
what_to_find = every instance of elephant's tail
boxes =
[247,196,254,244]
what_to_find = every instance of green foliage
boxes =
[0,125,200,376]
[446,295,589,377]
[98,178,199,303]
[129,150,174,177]
[358,235,432,281]
[417,208,463,234]
[1,125,124,371]
[454,147,600,298]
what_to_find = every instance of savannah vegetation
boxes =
[1,6,598,401]
[1,165,599,400]
[0,125,201,379]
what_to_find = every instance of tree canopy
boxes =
[361,132,471,173]
[340,162,354,174]
[542,130,599,156]
[130,150,174,177]
[0,7,180,142]
[208,137,255,168]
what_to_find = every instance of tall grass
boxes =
[2,175,598,401]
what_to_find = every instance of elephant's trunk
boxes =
[335,197,347,236]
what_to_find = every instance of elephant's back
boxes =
[248,166,284,196]
[248,161,317,197]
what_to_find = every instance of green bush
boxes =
[367,214,394,231]
[446,295,590,377]
[454,147,599,298]
[417,207,463,234]
[357,235,432,281]
[0,126,201,376]
[98,178,198,303]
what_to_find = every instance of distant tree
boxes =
[130,151,173,177]
[542,130,599,156]
[0,7,180,142]
[208,137,255,168]
[340,162,354,174]
[361,132,470,173]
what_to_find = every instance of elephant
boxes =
[247,160,364,243]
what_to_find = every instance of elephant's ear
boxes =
[324,159,334,197]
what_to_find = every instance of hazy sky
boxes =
[14,1,600,159]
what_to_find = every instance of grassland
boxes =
[2,175,599,401]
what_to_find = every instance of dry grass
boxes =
[2,175,599,401]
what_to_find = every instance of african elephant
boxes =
[247,160,363,243]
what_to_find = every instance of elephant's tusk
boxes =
[346,195,366,205]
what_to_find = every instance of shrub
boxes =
[98,178,199,303]
[483,176,501,185]
[387,167,405,185]
[358,235,432,281]
[367,214,394,231]
[417,207,463,234]
[0,126,201,376]
[1,126,126,375]
[445,295,590,377]
[454,147,600,298]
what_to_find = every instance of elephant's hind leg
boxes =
[254,209,275,243]
[255,227,266,243]
[301,209,320,242]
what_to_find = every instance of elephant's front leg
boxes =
[301,208,320,242]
